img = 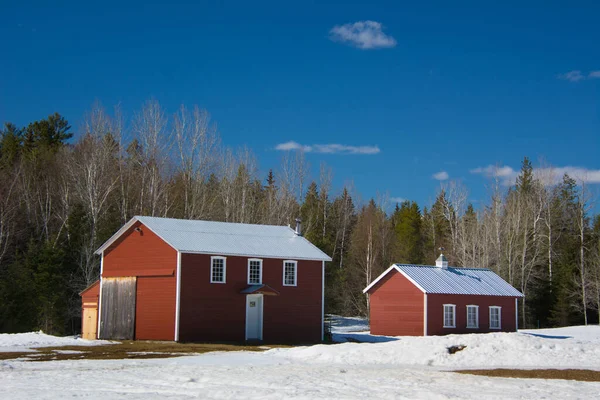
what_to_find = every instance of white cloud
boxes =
[275,141,380,155]
[329,21,396,50]
[432,171,449,181]
[390,197,406,204]
[540,166,600,184]
[559,70,585,82]
[469,165,518,186]
[470,164,600,186]
[558,70,600,82]
[275,141,312,152]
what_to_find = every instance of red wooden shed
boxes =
[89,216,331,343]
[363,255,524,336]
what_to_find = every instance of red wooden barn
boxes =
[89,216,331,343]
[363,255,524,336]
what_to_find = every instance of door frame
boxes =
[245,294,264,341]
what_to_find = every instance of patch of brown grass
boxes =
[456,369,600,382]
[0,341,289,362]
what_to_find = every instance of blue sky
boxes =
[1,1,599,210]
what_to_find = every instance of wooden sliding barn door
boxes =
[99,277,137,340]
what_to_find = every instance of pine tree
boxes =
[392,200,423,264]
[516,157,534,194]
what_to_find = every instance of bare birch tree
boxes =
[173,105,220,219]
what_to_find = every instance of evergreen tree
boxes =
[23,113,72,153]
[428,191,453,263]
[301,182,322,246]
[0,123,23,165]
[516,156,534,194]
[392,200,423,264]
[549,174,580,326]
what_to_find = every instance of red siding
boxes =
[263,258,322,343]
[81,280,100,305]
[179,254,323,343]
[135,276,176,340]
[427,294,517,335]
[368,270,424,336]
[102,222,177,341]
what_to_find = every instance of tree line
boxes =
[0,100,598,335]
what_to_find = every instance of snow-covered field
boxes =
[0,331,112,353]
[2,319,600,399]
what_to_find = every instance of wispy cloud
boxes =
[275,141,380,155]
[559,70,585,82]
[558,70,600,82]
[329,21,396,50]
[390,197,406,204]
[470,164,600,186]
[432,171,449,181]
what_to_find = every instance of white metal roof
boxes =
[95,216,332,261]
[364,264,523,297]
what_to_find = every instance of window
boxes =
[248,259,262,284]
[443,304,456,328]
[210,256,226,283]
[466,305,479,328]
[489,306,501,329]
[283,260,297,286]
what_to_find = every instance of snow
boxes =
[0,331,112,352]
[1,319,600,399]
[282,318,600,371]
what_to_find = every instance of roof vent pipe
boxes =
[436,253,449,269]
[295,218,302,236]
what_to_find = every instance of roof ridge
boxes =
[395,263,491,271]
[136,215,290,229]
[156,228,293,237]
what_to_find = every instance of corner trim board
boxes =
[515,298,518,332]
[423,293,428,336]
[321,260,325,341]
[175,251,182,341]
[97,253,104,340]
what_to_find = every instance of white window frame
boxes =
[283,260,298,287]
[466,305,479,328]
[210,256,226,284]
[489,306,502,329]
[443,304,456,328]
[247,258,263,285]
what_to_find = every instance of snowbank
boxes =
[281,316,600,371]
[0,331,112,352]
[1,322,600,399]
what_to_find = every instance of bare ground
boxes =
[455,369,600,382]
[0,341,288,362]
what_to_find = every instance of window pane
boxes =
[467,306,478,328]
[212,258,224,282]
[284,262,296,285]
[490,307,500,328]
[444,305,454,327]
[249,260,261,284]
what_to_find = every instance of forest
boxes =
[0,100,599,335]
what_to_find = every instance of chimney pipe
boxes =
[295,218,302,236]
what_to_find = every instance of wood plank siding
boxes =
[99,277,137,340]
[179,254,322,343]
[427,294,517,335]
[368,270,424,336]
[102,222,177,340]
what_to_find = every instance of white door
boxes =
[245,294,263,340]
